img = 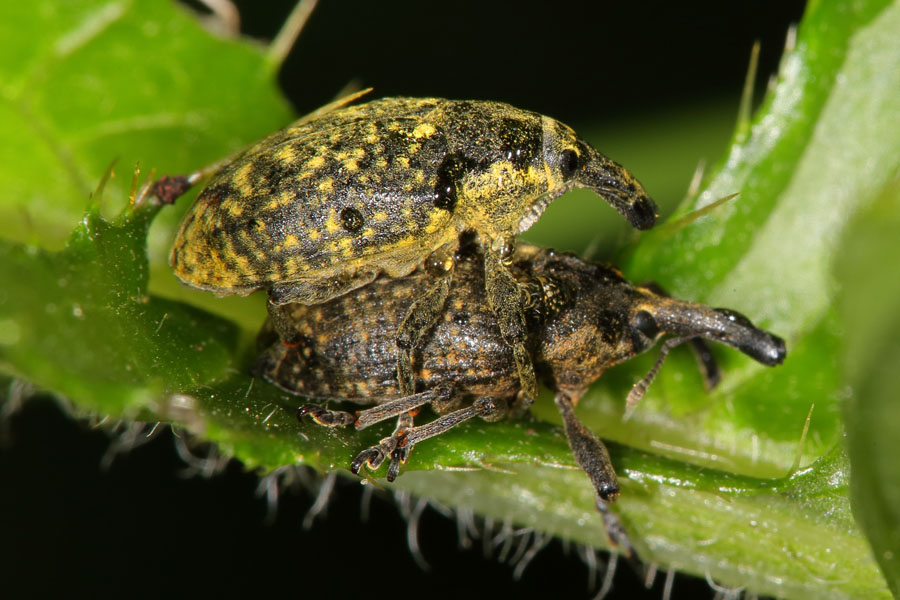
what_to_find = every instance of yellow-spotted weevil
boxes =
[170,97,658,410]
[254,241,786,551]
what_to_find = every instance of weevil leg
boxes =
[509,343,537,410]
[351,411,415,476]
[385,397,502,482]
[398,397,500,448]
[298,388,453,431]
[297,404,356,427]
[596,497,637,560]
[484,240,537,408]
[554,393,619,501]
[267,302,303,345]
[555,393,636,557]
[298,388,458,476]
[350,448,383,474]
[624,335,696,420]
[354,387,451,430]
[688,337,721,391]
[395,276,452,396]
[639,281,721,390]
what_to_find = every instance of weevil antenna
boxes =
[624,336,696,420]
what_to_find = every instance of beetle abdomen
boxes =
[256,258,519,402]
[171,99,466,293]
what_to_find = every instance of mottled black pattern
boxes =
[255,244,786,405]
[256,249,516,402]
[170,96,659,297]
[440,103,544,170]
[254,242,786,519]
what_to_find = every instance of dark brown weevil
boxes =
[170,97,658,412]
[253,242,786,549]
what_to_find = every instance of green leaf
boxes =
[614,0,900,481]
[837,183,900,598]
[0,0,293,329]
[0,200,238,414]
[1,1,899,598]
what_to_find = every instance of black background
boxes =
[271,0,805,124]
[2,2,806,598]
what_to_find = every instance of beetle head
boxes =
[527,248,785,394]
[443,102,658,240]
[540,118,658,230]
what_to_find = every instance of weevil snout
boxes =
[711,308,787,366]
[578,146,658,230]
[621,296,787,419]
[651,302,786,367]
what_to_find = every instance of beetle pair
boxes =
[168,96,786,552]
[169,97,657,408]
[252,239,784,517]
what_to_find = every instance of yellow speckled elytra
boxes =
[170,96,658,404]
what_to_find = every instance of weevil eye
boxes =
[631,310,660,350]
[559,149,580,179]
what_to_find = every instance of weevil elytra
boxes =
[253,241,786,545]
[170,97,658,410]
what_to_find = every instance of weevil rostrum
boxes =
[170,97,658,409]
[253,241,786,548]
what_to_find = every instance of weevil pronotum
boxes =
[253,241,786,550]
[170,97,658,411]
